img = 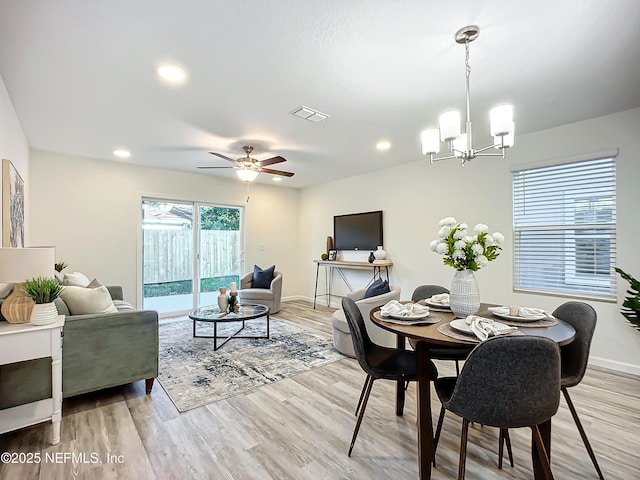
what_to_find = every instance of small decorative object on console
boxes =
[328,249,337,261]
[326,235,334,254]
[368,252,375,263]
[373,246,386,261]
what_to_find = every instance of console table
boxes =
[313,259,393,308]
[0,316,65,445]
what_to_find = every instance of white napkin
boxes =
[428,293,450,306]
[381,300,429,317]
[465,315,518,341]
[488,305,547,318]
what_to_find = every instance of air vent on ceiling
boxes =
[290,105,329,123]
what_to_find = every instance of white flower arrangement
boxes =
[430,217,504,271]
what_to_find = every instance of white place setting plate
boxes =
[422,300,452,311]
[388,311,430,321]
[449,319,475,335]
[488,307,547,322]
[449,319,515,335]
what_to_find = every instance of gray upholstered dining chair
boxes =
[410,285,472,375]
[341,297,438,457]
[551,301,605,479]
[495,302,605,479]
[434,336,561,480]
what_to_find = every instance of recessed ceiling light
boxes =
[157,64,186,84]
[272,177,283,182]
[113,149,131,158]
[376,140,391,151]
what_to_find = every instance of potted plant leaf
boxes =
[615,267,640,331]
[23,276,63,325]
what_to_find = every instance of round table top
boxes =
[370,303,576,347]
[189,304,269,322]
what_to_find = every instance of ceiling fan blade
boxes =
[196,166,235,169]
[258,156,286,167]
[209,152,237,163]
[261,168,294,177]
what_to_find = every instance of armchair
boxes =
[239,270,283,314]
[331,284,401,357]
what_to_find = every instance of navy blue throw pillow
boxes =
[363,278,390,299]
[252,265,275,289]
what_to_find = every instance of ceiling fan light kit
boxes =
[421,25,515,167]
[236,168,259,182]
[198,145,294,182]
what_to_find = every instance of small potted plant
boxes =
[615,267,640,331]
[54,261,68,273]
[54,261,68,283]
[23,276,63,325]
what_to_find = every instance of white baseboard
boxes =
[281,295,308,302]
[283,295,341,309]
[589,356,640,378]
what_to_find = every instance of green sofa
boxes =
[0,286,158,409]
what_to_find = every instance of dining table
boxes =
[370,302,576,480]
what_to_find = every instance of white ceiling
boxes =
[1,0,639,188]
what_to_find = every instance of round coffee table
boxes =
[189,303,270,350]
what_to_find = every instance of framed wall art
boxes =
[2,159,25,247]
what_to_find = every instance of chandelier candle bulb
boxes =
[489,105,514,137]
[439,111,461,141]
[494,125,515,149]
[421,129,440,155]
[453,134,468,158]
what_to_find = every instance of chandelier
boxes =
[421,25,515,166]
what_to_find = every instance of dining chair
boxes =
[552,301,605,480]
[341,297,438,457]
[434,336,561,480]
[410,285,472,376]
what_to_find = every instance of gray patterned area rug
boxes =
[158,316,344,412]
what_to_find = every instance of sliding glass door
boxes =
[197,205,242,308]
[142,198,242,315]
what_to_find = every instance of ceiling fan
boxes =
[197,145,294,182]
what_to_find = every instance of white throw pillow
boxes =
[63,271,91,287]
[60,285,118,315]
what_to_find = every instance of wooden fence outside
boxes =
[143,230,241,283]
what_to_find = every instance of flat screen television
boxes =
[333,210,383,251]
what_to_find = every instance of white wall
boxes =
[299,107,640,375]
[29,151,301,307]
[0,73,30,242]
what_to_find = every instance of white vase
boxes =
[30,302,59,325]
[373,246,386,261]
[449,269,480,318]
[217,288,229,312]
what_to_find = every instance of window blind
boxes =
[512,156,616,300]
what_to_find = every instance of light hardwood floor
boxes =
[1,300,638,479]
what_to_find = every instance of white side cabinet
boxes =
[0,316,65,444]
